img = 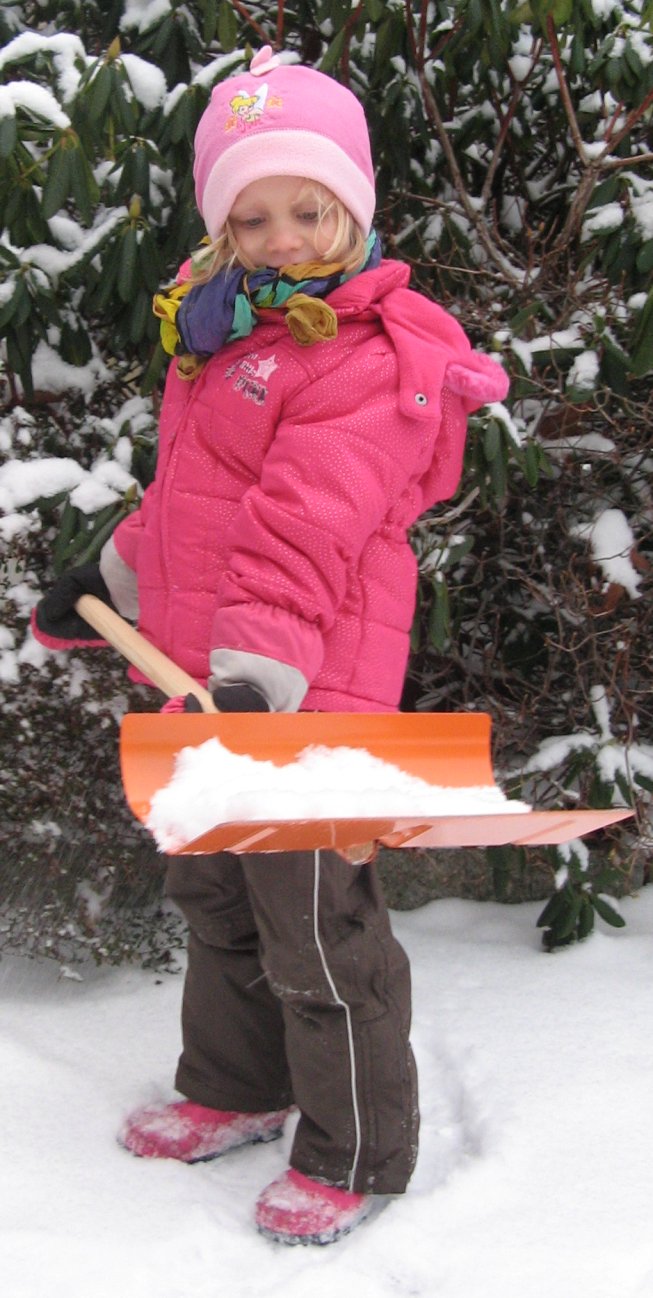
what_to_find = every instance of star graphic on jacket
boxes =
[254,355,279,381]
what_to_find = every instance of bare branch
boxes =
[545,15,587,162]
[599,87,653,158]
[228,0,269,45]
[480,38,542,211]
[416,69,526,286]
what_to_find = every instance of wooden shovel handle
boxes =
[76,594,217,713]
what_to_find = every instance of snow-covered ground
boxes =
[2,887,652,1298]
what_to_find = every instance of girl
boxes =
[34,47,509,1245]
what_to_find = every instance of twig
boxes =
[403,0,421,69]
[480,38,542,211]
[228,0,269,45]
[546,15,587,162]
[599,88,653,158]
[339,3,365,86]
[604,150,653,172]
[415,70,526,285]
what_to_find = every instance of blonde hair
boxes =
[190,183,367,286]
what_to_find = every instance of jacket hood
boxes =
[330,259,509,421]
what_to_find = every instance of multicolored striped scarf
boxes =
[154,231,382,380]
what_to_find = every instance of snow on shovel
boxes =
[76,595,633,856]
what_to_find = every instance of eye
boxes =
[297,210,319,223]
[232,215,265,229]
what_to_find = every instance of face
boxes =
[227,175,340,270]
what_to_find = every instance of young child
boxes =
[34,47,509,1245]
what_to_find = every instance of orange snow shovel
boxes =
[77,595,634,856]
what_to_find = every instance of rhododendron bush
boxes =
[1,1,651,964]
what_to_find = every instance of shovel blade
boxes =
[119,711,632,854]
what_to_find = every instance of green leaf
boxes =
[591,894,626,928]
[489,444,508,500]
[577,896,595,941]
[138,226,162,294]
[320,29,347,75]
[217,0,238,52]
[12,277,35,329]
[0,113,17,159]
[52,500,83,571]
[117,225,139,303]
[71,505,130,567]
[202,0,218,44]
[0,282,19,330]
[59,319,92,367]
[551,890,584,941]
[69,141,99,227]
[152,14,174,60]
[409,597,421,654]
[630,289,653,378]
[427,579,450,651]
[569,31,586,75]
[41,141,73,219]
[636,241,653,275]
[86,64,113,123]
[132,144,150,200]
[90,251,119,312]
[483,419,501,462]
[552,0,574,23]
[508,300,545,332]
[536,887,569,929]
[140,339,167,396]
[523,441,540,487]
[6,321,34,398]
[128,287,153,343]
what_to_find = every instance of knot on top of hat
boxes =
[250,45,281,76]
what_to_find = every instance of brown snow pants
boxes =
[164,849,419,1194]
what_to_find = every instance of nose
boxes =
[266,219,302,258]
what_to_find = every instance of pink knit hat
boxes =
[193,47,376,241]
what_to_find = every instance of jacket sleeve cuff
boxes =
[99,537,139,621]
[208,649,308,713]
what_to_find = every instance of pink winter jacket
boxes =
[108,259,508,712]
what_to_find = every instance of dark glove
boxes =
[32,562,116,650]
[184,683,271,713]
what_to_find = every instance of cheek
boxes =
[313,214,339,255]
[231,229,260,269]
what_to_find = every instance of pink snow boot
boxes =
[118,1099,293,1163]
[255,1168,373,1245]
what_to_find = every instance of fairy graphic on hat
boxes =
[226,81,283,130]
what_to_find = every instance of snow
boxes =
[508,54,532,82]
[632,194,653,239]
[121,53,167,110]
[120,0,173,33]
[583,203,625,236]
[18,208,129,282]
[567,348,600,392]
[0,80,70,129]
[485,401,523,448]
[30,341,110,400]
[573,507,643,599]
[517,682,653,795]
[2,887,653,1297]
[589,0,620,17]
[0,451,137,517]
[0,32,85,103]
[0,457,86,511]
[146,739,531,852]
